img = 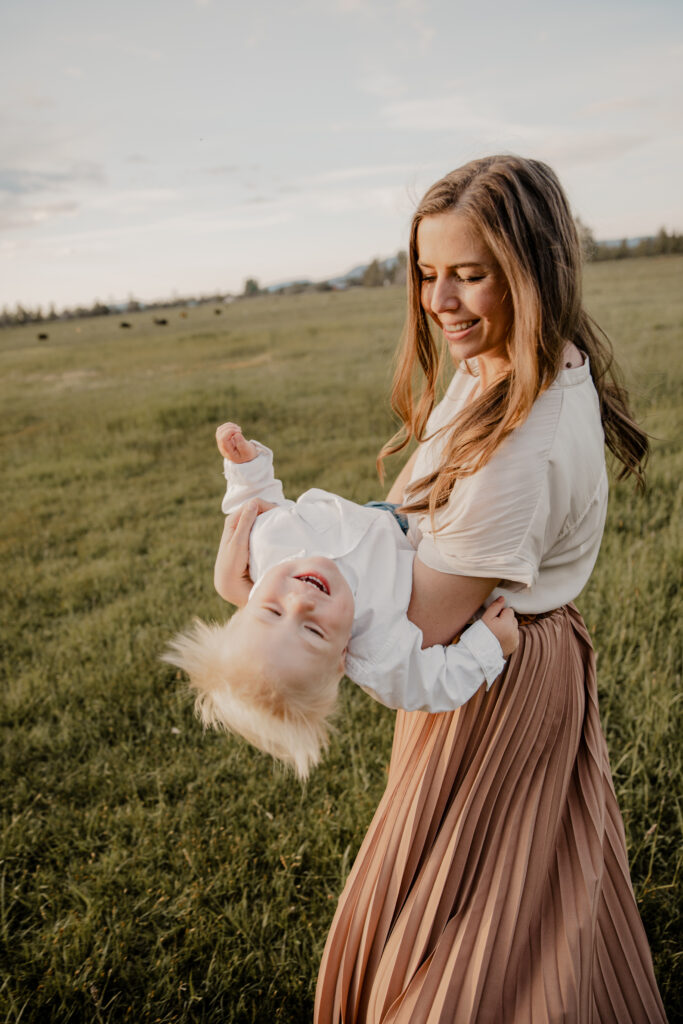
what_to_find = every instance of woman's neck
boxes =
[471,352,511,392]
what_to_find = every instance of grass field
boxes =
[1,256,681,1022]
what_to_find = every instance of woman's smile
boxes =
[440,318,479,339]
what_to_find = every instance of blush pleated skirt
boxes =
[315,604,667,1023]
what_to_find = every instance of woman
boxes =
[314,157,667,1023]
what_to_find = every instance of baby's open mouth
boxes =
[294,573,330,595]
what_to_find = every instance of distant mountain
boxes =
[598,237,648,249]
[265,279,312,293]
[267,255,400,293]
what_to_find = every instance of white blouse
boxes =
[406,360,608,614]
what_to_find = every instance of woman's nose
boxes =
[431,276,460,314]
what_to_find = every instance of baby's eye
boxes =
[306,625,324,639]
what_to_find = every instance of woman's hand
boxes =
[214,499,276,607]
[481,596,519,658]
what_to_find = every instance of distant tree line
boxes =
[576,220,683,262]
[0,292,232,329]
[3,233,680,328]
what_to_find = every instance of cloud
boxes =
[0,162,106,233]
[295,181,413,218]
[537,132,651,168]
[581,96,651,117]
[378,94,654,169]
[0,201,80,231]
[358,72,407,100]
[0,162,106,196]
[380,96,525,137]
[20,93,55,111]
[303,162,424,185]
[0,161,108,235]
[83,188,180,214]
[202,164,262,178]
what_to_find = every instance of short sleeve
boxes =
[414,387,564,588]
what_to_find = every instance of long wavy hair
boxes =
[378,155,648,518]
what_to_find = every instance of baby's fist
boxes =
[216,423,258,463]
[482,597,519,659]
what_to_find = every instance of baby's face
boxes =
[240,556,355,679]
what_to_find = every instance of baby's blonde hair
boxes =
[163,612,342,780]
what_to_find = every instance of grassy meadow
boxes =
[1,256,681,1022]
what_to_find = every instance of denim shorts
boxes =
[364,501,409,535]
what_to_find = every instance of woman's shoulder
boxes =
[414,361,607,585]
[440,358,605,520]
[533,356,604,461]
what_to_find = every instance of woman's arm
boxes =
[385,450,419,503]
[386,450,498,644]
[407,557,500,647]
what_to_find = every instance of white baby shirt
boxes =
[221,445,505,713]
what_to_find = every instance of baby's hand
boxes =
[481,596,519,658]
[216,422,258,463]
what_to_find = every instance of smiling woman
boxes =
[314,155,667,1024]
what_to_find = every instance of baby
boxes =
[164,423,518,779]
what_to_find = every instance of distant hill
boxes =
[268,254,401,293]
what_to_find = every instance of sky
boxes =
[2,0,682,311]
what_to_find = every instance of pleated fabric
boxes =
[315,604,667,1023]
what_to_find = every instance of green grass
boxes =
[1,257,681,1022]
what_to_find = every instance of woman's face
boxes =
[416,210,513,382]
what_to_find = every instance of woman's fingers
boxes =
[223,498,275,540]
[223,500,257,539]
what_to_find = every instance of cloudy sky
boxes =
[2,0,681,311]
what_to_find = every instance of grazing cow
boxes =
[179,311,188,318]
[120,321,132,329]
[153,317,168,326]
[37,332,49,340]
[214,308,222,315]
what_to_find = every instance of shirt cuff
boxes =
[222,440,272,481]
[458,619,505,689]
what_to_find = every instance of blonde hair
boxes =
[379,155,648,518]
[163,612,342,780]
